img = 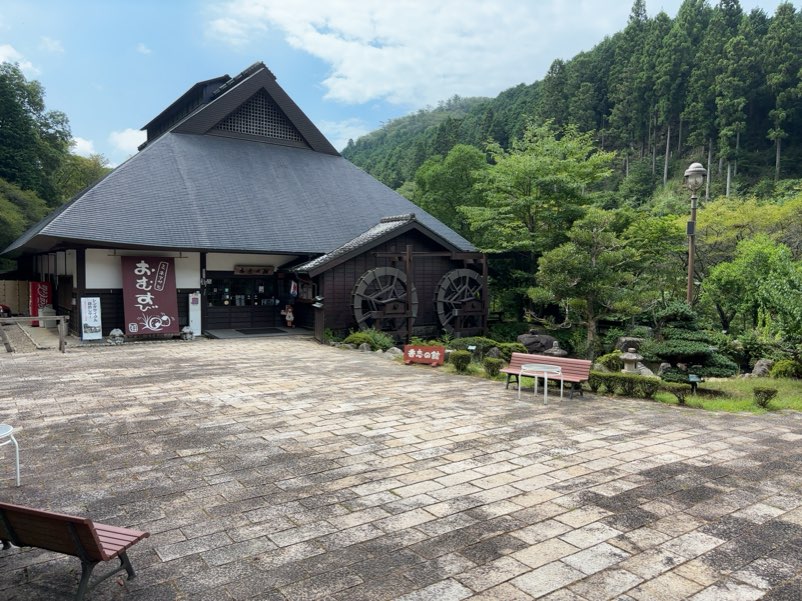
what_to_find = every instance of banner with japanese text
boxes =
[80,297,103,340]
[121,256,179,336]
[28,281,51,327]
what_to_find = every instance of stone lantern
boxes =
[620,348,642,373]
[543,341,568,357]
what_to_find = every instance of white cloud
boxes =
[318,118,372,152]
[206,1,629,108]
[0,44,39,75]
[109,128,146,155]
[40,36,64,54]
[71,137,96,157]
[136,42,152,55]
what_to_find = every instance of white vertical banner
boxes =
[81,297,103,340]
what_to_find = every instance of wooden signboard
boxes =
[403,345,445,366]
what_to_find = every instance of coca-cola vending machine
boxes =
[29,281,51,327]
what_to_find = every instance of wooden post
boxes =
[58,318,67,353]
[0,325,13,353]
[404,245,413,345]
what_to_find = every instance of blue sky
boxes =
[1,0,789,166]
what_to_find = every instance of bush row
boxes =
[587,372,660,399]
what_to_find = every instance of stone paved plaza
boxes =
[2,335,802,600]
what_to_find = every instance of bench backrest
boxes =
[0,502,105,562]
[507,352,592,380]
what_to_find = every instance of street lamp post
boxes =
[684,162,707,304]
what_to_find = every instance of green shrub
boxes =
[618,373,639,397]
[636,378,660,399]
[588,372,603,393]
[659,367,688,383]
[596,350,623,372]
[753,386,778,408]
[488,322,530,343]
[343,328,395,351]
[497,342,528,363]
[343,331,372,347]
[588,371,660,399]
[771,359,802,379]
[483,357,503,377]
[695,353,739,378]
[661,382,692,405]
[449,337,498,354]
[450,350,472,373]
[649,339,713,364]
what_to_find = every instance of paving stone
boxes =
[454,555,530,592]
[567,567,643,600]
[627,570,704,600]
[395,578,474,601]
[511,561,586,598]
[562,541,630,575]
[4,337,802,600]
[688,579,765,601]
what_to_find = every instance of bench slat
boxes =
[0,502,149,562]
[501,353,592,384]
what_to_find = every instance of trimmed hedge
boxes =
[483,357,503,377]
[661,381,693,405]
[753,386,778,408]
[450,350,472,373]
[587,371,660,399]
[449,337,498,354]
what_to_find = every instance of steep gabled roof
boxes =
[294,214,465,277]
[2,62,475,258]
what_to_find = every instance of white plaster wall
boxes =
[85,249,201,289]
[205,253,297,271]
[65,250,77,287]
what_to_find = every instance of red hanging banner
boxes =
[121,256,180,336]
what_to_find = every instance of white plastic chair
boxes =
[0,424,20,486]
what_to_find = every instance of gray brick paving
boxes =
[2,336,802,599]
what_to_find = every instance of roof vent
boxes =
[214,90,305,143]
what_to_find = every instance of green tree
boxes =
[0,62,71,205]
[703,235,801,337]
[715,13,762,193]
[461,121,615,277]
[654,0,710,183]
[762,3,802,181]
[529,208,639,358]
[413,144,487,237]
[54,152,111,202]
[0,177,49,269]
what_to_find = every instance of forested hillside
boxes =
[344,0,802,364]
[343,0,802,199]
[0,63,111,271]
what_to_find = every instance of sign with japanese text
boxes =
[28,281,51,327]
[121,256,179,336]
[403,345,445,366]
[80,297,103,340]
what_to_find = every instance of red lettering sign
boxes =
[28,281,51,326]
[403,345,446,366]
[121,256,179,336]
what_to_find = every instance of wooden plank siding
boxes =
[320,230,464,337]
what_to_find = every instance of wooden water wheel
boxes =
[435,268,485,335]
[352,267,418,334]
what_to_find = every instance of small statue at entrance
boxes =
[284,305,295,328]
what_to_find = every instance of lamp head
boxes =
[684,162,707,192]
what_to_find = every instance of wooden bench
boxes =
[501,352,592,399]
[0,502,150,601]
